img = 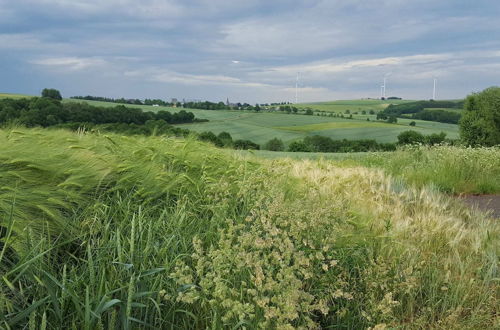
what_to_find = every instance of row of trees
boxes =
[287,136,397,153]
[0,97,202,127]
[381,100,464,124]
[198,131,260,150]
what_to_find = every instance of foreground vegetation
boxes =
[1,128,498,329]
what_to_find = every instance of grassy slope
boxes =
[296,99,414,112]
[1,128,499,329]
[245,145,500,194]
[0,96,458,144]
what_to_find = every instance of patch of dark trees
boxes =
[277,130,449,153]
[0,97,204,127]
[380,100,464,124]
[71,95,179,107]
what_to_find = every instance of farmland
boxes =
[0,93,34,99]
[0,95,459,144]
[296,99,414,113]
[72,99,459,144]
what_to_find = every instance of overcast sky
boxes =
[1,0,499,103]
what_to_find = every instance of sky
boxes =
[1,0,500,103]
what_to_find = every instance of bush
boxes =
[41,88,62,100]
[288,140,311,152]
[460,86,500,146]
[264,137,285,151]
[397,130,425,145]
[233,139,260,150]
[198,131,224,147]
[409,121,416,126]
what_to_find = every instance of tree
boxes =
[41,88,62,100]
[198,131,224,147]
[264,138,285,151]
[425,132,447,145]
[387,116,397,123]
[409,121,416,126]
[397,130,425,145]
[305,109,314,115]
[288,140,311,152]
[460,87,500,146]
[218,131,233,146]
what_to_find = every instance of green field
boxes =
[1,128,498,329]
[0,93,34,99]
[296,99,414,113]
[0,96,460,144]
[72,99,459,144]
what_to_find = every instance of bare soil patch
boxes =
[458,195,500,218]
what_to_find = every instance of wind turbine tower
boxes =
[433,78,437,100]
[295,72,300,104]
[381,73,389,99]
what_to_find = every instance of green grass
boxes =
[1,128,499,328]
[244,145,500,194]
[63,98,459,144]
[297,99,414,113]
[1,128,498,328]
[0,97,448,144]
[181,114,458,145]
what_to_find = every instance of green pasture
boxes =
[1,96,460,143]
[64,99,460,144]
[296,99,414,113]
[180,113,459,144]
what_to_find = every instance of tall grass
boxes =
[346,145,500,194]
[0,128,498,329]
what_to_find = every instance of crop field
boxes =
[296,99,414,113]
[0,96,460,144]
[182,113,459,144]
[0,93,34,99]
[70,99,458,144]
[1,127,498,329]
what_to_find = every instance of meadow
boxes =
[296,99,414,113]
[0,95,458,145]
[72,99,459,145]
[0,128,498,329]
[245,145,500,194]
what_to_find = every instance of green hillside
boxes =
[0,95,460,144]
[296,99,414,113]
[0,128,498,329]
[72,99,458,144]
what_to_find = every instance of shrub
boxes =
[397,130,425,145]
[233,139,260,150]
[264,137,285,151]
[460,86,500,146]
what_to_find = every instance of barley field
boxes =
[0,128,498,329]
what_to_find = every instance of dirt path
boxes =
[458,195,500,218]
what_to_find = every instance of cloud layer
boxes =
[1,0,499,102]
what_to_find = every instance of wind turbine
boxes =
[295,72,298,104]
[381,73,391,99]
[432,78,437,100]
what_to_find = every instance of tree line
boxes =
[0,97,203,127]
[381,100,464,124]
